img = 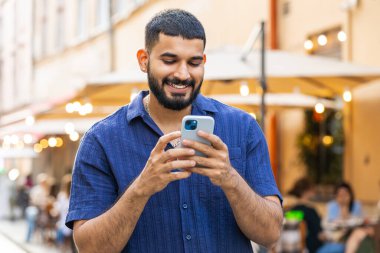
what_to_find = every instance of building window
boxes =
[112,0,147,17]
[112,0,126,15]
[55,0,65,50]
[41,0,48,56]
[76,0,87,38]
[96,0,110,29]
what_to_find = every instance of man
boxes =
[66,9,283,253]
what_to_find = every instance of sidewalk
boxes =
[0,218,61,253]
[0,233,28,253]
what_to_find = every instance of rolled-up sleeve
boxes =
[245,120,282,203]
[66,130,118,229]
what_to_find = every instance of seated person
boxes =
[318,182,365,253]
[288,177,324,253]
[326,182,362,222]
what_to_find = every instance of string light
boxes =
[304,40,314,50]
[48,137,58,147]
[25,116,35,126]
[337,31,347,42]
[317,34,327,46]
[34,143,42,153]
[69,132,80,142]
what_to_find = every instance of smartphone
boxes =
[180,115,215,157]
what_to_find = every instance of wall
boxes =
[277,109,306,193]
[351,0,380,67]
[350,80,380,203]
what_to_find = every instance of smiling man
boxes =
[66,9,283,253]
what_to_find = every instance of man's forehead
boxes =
[150,33,204,55]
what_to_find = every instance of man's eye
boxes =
[162,59,175,64]
[189,61,202,66]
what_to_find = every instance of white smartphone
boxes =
[180,115,215,157]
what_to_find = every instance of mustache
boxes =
[163,77,195,87]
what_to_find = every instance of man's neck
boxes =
[144,94,191,134]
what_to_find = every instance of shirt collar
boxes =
[126,90,218,122]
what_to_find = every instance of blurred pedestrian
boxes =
[25,173,51,242]
[53,174,72,251]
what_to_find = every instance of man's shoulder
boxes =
[86,105,128,137]
[206,97,251,118]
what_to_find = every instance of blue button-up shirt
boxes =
[66,91,282,253]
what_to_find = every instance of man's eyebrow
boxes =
[159,53,204,61]
[190,56,204,61]
[160,52,177,58]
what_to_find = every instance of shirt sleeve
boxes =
[245,119,282,204]
[326,201,338,221]
[352,201,363,217]
[66,131,118,229]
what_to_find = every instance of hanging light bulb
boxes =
[343,89,352,102]
[315,102,325,114]
[240,82,249,96]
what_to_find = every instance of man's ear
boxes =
[137,49,149,73]
[203,54,207,64]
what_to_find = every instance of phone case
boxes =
[180,115,215,157]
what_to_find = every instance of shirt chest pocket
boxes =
[198,147,243,202]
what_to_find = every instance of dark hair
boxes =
[335,182,355,213]
[288,177,314,198]
[145,9,206,52]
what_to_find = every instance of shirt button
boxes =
[182,203,188,209]
[186,234,192,240]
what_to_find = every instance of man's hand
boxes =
[182,130,238,190]
[134,131,196,197]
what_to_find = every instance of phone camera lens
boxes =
[185,120,197,130]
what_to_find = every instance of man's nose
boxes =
[173,62,190,80]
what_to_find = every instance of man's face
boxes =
[146,34,205,110]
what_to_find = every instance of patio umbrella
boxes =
[3,47,380,135]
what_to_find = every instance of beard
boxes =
[147,66,202,111]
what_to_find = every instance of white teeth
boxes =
[169,83,188,89]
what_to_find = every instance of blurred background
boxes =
[0,0,380,252]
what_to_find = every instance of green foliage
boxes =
[297,110,344,184]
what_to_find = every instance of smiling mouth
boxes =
[166,82,192,89]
